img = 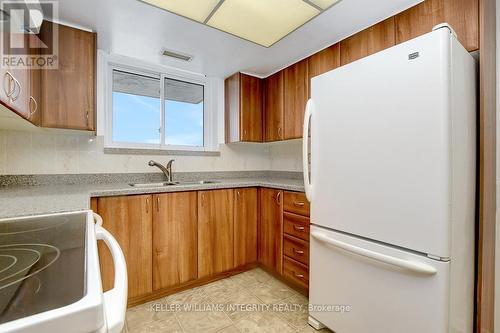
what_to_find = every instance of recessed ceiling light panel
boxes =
[308,0,340,10]
[207,0,318,47]
[142,0,220,22]
[139,0,340,47]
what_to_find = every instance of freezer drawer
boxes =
[309,225,450,333]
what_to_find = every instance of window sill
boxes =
[103,147,221,157]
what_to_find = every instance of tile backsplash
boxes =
[0,130,303,175]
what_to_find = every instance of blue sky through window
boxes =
[165,100,203,146]
[112,92,160,144]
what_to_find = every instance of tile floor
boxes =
[123,268,332,333]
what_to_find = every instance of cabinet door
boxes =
[264,71,284,142]
[0,27,9,105]
[340,17,396,66]
[258,188,283,273]
[395,0,479,52]
[308,43,341,80]
[198,189,234,278]
[153,192,198,291]
[240,74,263,142]
[97,195,153,299]
[3,33,35,121]
[40,21,96,130]
[234,188,258,267]
[225,73,263,143]
[284,58,309,140]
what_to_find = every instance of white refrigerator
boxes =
[304,25,476,333]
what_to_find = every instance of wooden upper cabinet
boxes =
[259,188,283,274]
[153,192,198,291]
[284,58,309,140]
[308,43,341,80]
[39,21,96,130]
[395,0,479,52]
[234,188,258,267]
[198,189,234,278]
[1,33,40,124]
[96,195,153,300]
[225,72,263,143]
[340,17,396,66]
[264,70,284,142]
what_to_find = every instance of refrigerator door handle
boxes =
[303,99,314,202]
[311,231,438,275]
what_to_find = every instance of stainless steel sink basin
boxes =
[129,182,179,188]
[129,180,220,187]
[175,180,221,185]
[187,180,221,185]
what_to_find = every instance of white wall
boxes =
[0,129,304,175]
[268,139,303,172]
[0,130,275,174]
[0,51,306,176]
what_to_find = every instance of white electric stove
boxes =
[0,211,127,333]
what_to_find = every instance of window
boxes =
[164,78,204,147]
[106,61,213,152]
[112,71,161,145]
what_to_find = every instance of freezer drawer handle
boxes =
[311,231,437,275]
[94,213,128,333]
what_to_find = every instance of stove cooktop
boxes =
[0,213,87,324]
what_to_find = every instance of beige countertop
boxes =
[0,177,305,219]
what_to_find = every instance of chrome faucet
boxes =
[148,159,174,182]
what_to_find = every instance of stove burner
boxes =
[0,244,60,291]
[0,255,17,274]
[0,217,69,236]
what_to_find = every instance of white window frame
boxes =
[104,54,216,152]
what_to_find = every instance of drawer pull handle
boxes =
[293,226,305,231]
[293,249,304,255]
[294,202,305,207]
[293,272,304,279]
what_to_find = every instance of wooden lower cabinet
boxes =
[283,256,309,289]
[234,188,259,267]
[153,192,198,291]
[258,188,283,273]
[93,187,308,306]
[198,189,235,278]
[96,195,153,300]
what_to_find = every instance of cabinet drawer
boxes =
[283,256,309,289]
[283,212,310,241]
[283,234,309,266]
[284,191,310,216]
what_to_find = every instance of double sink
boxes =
[129,180,220,188]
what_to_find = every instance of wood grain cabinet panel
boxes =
[395,0,479,52]
[225,72,263,142]
[153,192,198,291]
[283,234,309,266]
[283,191,310,216]
[234,188,258,267]
[283,212,310,241]
[283,256,309,289]
[264,71,285,142]
[96,195,153,300]
[258,188,283,273]
[198,189,235,278]
[308,43,341,80]
[340,17,396,66]
[39,21,96,130]
[1,32,40,124]
[284,58,309,140]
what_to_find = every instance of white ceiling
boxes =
[56,0,422,78]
